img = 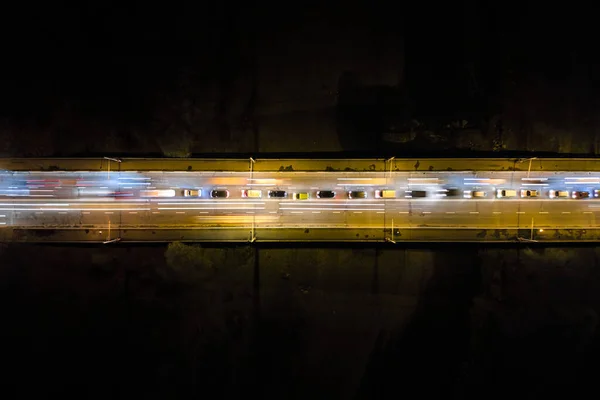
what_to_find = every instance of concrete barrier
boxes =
[3,226,600,243]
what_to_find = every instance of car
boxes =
[496,189,517,198]
[183,189,201,197]
[375,189,396,198]
[463,190,487,198]
[268,190,287,198]
[316,190,336,199]
[445,188,462,197]
[520,189,539,198]
[405,190,427,198]
[210,190,229,198]
[549,190,569,198]
[572,191,590,199]
[140,189,176,198]
[241,189,262,198]
[348,190,367,199]
[293,192,310,200]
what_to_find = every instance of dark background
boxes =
[1,2,600,399]
[0,2,598,156]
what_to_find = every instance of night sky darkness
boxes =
[0,2,597,155]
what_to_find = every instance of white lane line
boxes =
[470,211,479,214]
[539,211,548,214]
[175,212,185,214]
[446,212,455,214]
[422,211,431,214]
[516,212,525,214]
[269,211,277,214]
[105,212,113,214]
[291,211,303,214]
[129,212,138,214]
[152,211,160,214]
[0,222,5,225]
[584,211,592,214]
[82,212,90,215]
[377,211,385,214]
[312,211,321,214]
[354,211,363,214]
[493,212,502,214]
[0,215,5,217]
[562,211,571,214]
[198,212,208,214]
[399,211,409,214]
[333,211,341,214]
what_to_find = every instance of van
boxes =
[375,189,396,199]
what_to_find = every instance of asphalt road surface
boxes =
[1,170,600,242]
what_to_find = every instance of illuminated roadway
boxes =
[1,170,600,242]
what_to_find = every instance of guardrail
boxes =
[0,156,599,173]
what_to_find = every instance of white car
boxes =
[520,189,538,198]
[549,190,569,198]
[463,190,487,199]
[496,189,517,198]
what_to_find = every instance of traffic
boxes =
[3,172,600,202]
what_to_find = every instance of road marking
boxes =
[152,211,160,214]
[198,212,208,214]
[312,211,321,214]
[129,212,137,214]
[470,211,479,214]
[354,211,363,214]
[584,211,592,214]
[269,211,277,214]
[175,211,185,214]
[291,211,303,214]
[422,211,431,214]
[562,211,571,214]
[446,212,455,214]
[333,211,341,214]
[539,211,548,214]
[82,212,90,214]
[377,211,385,214]
[516,212,525,214]
[0,222,5,225]
[0,215,5,217]
[246,212,254,214]
[105,212,114,214]
[399,211,409,214]
[493,212,502,214]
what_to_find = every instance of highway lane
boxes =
[2,171,600,238]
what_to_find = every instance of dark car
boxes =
[407,190,427,198]
[348,190,367,199]
[210,190,229,198]
[316,190,336,199]
[445,188,461,197]
[572,191,590,199]
[268,190,287,198]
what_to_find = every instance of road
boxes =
[1,170,600,242]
